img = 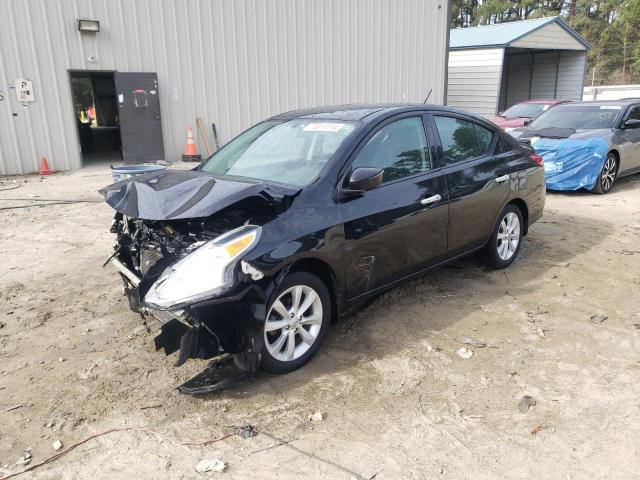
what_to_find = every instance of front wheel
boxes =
[261,272,330,374]
[482,204,523,269]
[591,153,617,194]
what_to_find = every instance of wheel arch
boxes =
[285,257,341,323]
[506,198,530,235]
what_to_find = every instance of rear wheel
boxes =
[261,272,330,374]
[483,204,523,269]
[592,153,618,194]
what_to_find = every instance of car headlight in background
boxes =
[144,225,261,309]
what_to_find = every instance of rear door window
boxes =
[351,117,431,183]
[433,116,495,164]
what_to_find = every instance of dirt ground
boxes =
[1,164,640,480]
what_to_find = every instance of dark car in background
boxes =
[509,100,640,193]
[491,99,571,131]
[101,104,545,387]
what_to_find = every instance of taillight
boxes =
[530,154,544,166]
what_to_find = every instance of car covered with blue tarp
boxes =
[509,100,640,193]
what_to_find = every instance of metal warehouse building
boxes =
[447,16,591,117]
[0,0,450,175]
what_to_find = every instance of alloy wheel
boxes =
[496,212,520,261]
[601,156,617,192]
[264,285,323,362]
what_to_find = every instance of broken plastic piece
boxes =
[178,354,257,395]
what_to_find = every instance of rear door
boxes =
[114,72,165,163]
[428,114,510,256]
[339,114,448,299]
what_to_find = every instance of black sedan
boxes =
[101,104,545,389]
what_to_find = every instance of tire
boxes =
[482,204,524,269]
[260,271,331,374]
[591,153,618,194]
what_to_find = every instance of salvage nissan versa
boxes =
[101,105,545,392]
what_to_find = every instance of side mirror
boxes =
[623,118,640,129]
[341,167,383,198]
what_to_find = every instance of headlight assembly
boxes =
[144,225,261,309]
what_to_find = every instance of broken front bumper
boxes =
[108,256,268,368]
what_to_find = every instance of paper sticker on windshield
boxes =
[303,122,345,132]
[600,105,622,110]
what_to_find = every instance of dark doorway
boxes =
[69,71,122,166]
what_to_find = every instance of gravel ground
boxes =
[1,165,639,479]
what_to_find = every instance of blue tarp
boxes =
[531,136,609,191]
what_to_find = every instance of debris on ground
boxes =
[456,347,473,359]
[195,458,227,473]
[634,323,640,330]
[591,314,608,325]
[4,448,32,472]
[519,395,536,413]
[531,424,548,435]
[536,326,546,338]
[0,321,5,329]
[455,336,486,348]
[232,424,258,439]
[309,410,325,422]
[52,440,63,451]
[4,404,24,412]
[554,261,570,267]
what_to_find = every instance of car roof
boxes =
[269,103,457,122]
[568,99,640,107]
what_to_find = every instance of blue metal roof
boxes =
[449,16,591,50]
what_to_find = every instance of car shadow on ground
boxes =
[193,209,611,400]
[546,174,640,196]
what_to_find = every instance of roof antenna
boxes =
[423,89,433,104]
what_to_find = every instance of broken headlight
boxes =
[144,225,261,309]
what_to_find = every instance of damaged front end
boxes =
[100,170,294,392]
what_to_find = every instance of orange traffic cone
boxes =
[40,155,53,175]
[182,126,202,162]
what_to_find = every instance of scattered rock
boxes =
[536,326,546,338]
[195,458,227,473]
[591,314,608,325]
[0,321,5,329]
[52,440,63,451]
[308,410,325,422]
[455,336,486,348]
[519,395,536,413]
[456,347,473,359]
[58,357,64,362]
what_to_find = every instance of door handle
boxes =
[495,174,510,183]
[420,194,441,205]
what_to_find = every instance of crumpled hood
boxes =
[529,131,610,191]
[100,169,285,220]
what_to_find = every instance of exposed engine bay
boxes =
[100,169,297,393]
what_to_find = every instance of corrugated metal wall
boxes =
[498,49,587,111]
[447,48,505,117]
[0,0,449,175]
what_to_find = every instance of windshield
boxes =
[502,103,548,119]
[529,105,621,130]
[200,119,357,187]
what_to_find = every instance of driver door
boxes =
[339,114,448,299]
[619,105,640,172]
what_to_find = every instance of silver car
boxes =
[509,100,640,193]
